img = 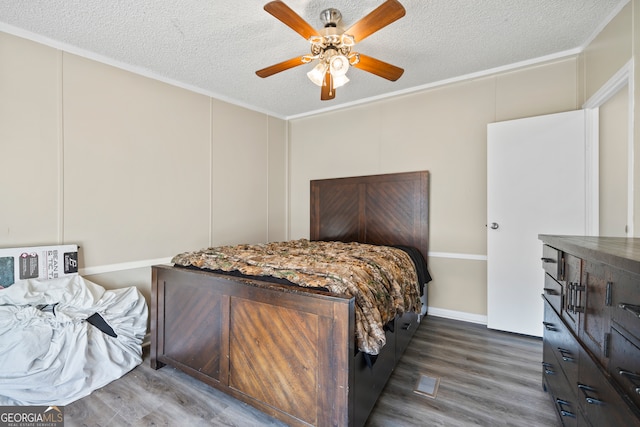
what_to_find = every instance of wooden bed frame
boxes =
[150,170,429,427]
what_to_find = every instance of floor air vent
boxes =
[414,373,440,399]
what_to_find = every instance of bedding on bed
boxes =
[171,239,423,355]
[0,275,147,405]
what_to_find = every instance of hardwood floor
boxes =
[64,316,558,426]
[366,316,557,427]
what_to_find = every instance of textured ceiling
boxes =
[0,0,626,119]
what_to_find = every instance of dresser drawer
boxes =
[544,300,579,388]
[578,344,640,427]
[609,326,640,411]
[542,245,562,281]
[542,343,579,427]
[612,269,640,342]
[543,274,562,315]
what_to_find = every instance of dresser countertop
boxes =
[539,235,640,276]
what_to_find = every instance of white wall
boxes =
[0,32,288,302]
[288,59,579,319]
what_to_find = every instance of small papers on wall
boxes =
[0,245,78,289]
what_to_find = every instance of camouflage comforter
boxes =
[171,239,422,355]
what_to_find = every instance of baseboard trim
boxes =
[428,251,487,261]
[142,333,151,348]
[427,307,488,325]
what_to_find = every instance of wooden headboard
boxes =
[310,171,430,261]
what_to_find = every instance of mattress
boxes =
[172,239,428,355]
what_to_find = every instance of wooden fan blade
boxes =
[264,1,319,40]
[344,0,405,43]
[256,56,306,78]
[320,71,335,100]
[351,53,404,81]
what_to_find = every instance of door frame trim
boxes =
[583,59,634,236]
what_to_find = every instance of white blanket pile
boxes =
[0,275,148,405]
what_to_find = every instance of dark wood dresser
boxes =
[539,235,640,426]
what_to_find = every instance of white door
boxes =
[487,110,587,337]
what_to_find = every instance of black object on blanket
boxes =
[86,313,117,338]
[393,245,432,294]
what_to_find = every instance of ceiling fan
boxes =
[256,0,406,101]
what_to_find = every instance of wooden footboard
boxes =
[151,264,356,427]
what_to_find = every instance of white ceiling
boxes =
[0,0,626,119]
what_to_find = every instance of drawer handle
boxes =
[555,399,576,418]
[618,303,640,318]
[567,283,585,314]
[401,322,411,331]
[543,321,556,331]
[618,369,640,395]
[543,288,558,296]
[558,347,574,363]
[542,362,555,375]
[578,383,604,405]
[619,369,640,380]
[541,257,555,263]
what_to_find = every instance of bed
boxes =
[150,170,430,427]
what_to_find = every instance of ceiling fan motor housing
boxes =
[320,8,342,28]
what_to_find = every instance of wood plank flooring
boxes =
[366,316,558,427]
[64,316,558,426]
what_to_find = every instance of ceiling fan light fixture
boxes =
[307,62,328,86]
[329,54,349,76]
[332,73,349,89]
[340,34,355,47]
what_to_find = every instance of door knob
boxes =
[490,222,499,230]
